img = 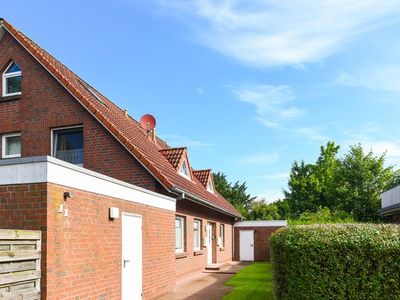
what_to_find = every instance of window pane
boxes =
[194,221,201,249]
[175,218,183,250]
[54,128,83,165]
[6,76,22,94]
[179,160,189,177]
[5,63,21,73]
[5,136,21,156]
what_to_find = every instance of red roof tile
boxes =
[159,147,186,169]
[193,169,212,187]
[0,19,242,218]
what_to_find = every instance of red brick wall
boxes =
[0,31,157,192]
[175,200,234,279]
[0,182,175,299]
[0,183,49,297]
[233,226,285,261]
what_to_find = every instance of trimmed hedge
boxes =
[270,224,400,299]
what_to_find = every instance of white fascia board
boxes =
[0,156,176,212]
[234,220,287,227]
[381,185,400,208]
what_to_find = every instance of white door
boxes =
[239,230,254,261]
[122,214,142,300]
[206,223,213,265]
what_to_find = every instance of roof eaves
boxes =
[1,19,176,192]
[171,186,242,219]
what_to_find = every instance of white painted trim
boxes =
[0,156,176,212]
[234,220,287,227]
[175,216,185,253]
[178,159,192,180]
[1,132,21,159]
[2,61,22,97]
[193,219,201,251]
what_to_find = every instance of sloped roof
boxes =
[0,19,241,218]
[193,169,212,187]
[159,147,186,169]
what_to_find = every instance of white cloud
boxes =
[155,0,400,67]
[294,127,330,143]
[345,138,400,165]
[343,123,400,165]
[335,67,400,91]
[232,83,304,127]
[160,134,212,149]
[239,152,280,165]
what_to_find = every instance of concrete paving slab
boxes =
[157,262,249,300]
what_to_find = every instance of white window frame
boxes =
[178,159,191,180]
[2,132,21,159]
[2,62,22,97]
[175,216,185,253]
[51,125,83,166]
[206,178,214,194]
[220,224,225,248]
[193,219,202,251]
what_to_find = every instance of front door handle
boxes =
[123,259,130,268]
[250,244,253,247]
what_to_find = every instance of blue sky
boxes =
[3,1,400,202]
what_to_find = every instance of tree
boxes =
[336,144,394,222]
[214,172,255,218]
[283,161,320,217]
[289,206,354,225]
[283,141,398,222]
[249,200,280,220]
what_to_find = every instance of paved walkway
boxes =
[157,262,248,300]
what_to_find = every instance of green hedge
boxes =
[270,224,400,299]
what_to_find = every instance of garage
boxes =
[233,220,287,261]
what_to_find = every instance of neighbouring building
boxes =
[233,220,287,261]
[381,185,400,222]
[0,18,242,300]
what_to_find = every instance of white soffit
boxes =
[234,220,287,227]
[0,156,176,212]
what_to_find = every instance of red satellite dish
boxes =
[140,114,156,131]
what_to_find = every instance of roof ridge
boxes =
[1,19,242,218]
[159,147,187,152]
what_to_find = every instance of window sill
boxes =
[175,252,187,259]
[194,250,203,256]
[1,95,21,102]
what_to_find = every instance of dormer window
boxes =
[206,178,214,193]
[178,159,191,179]
[3,62,22,97]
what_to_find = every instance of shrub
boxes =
[288,207,354,225]
[270,224,400,299]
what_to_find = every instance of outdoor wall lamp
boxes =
[63,192,73,201]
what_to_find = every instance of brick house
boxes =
[0,19,241,299]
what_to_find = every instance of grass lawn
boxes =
[223,262,274,300]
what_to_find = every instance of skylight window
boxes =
[178,159,191,179]
[79,80,107,106]
[3,62,22,97]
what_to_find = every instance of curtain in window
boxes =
[6,136,21,155]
